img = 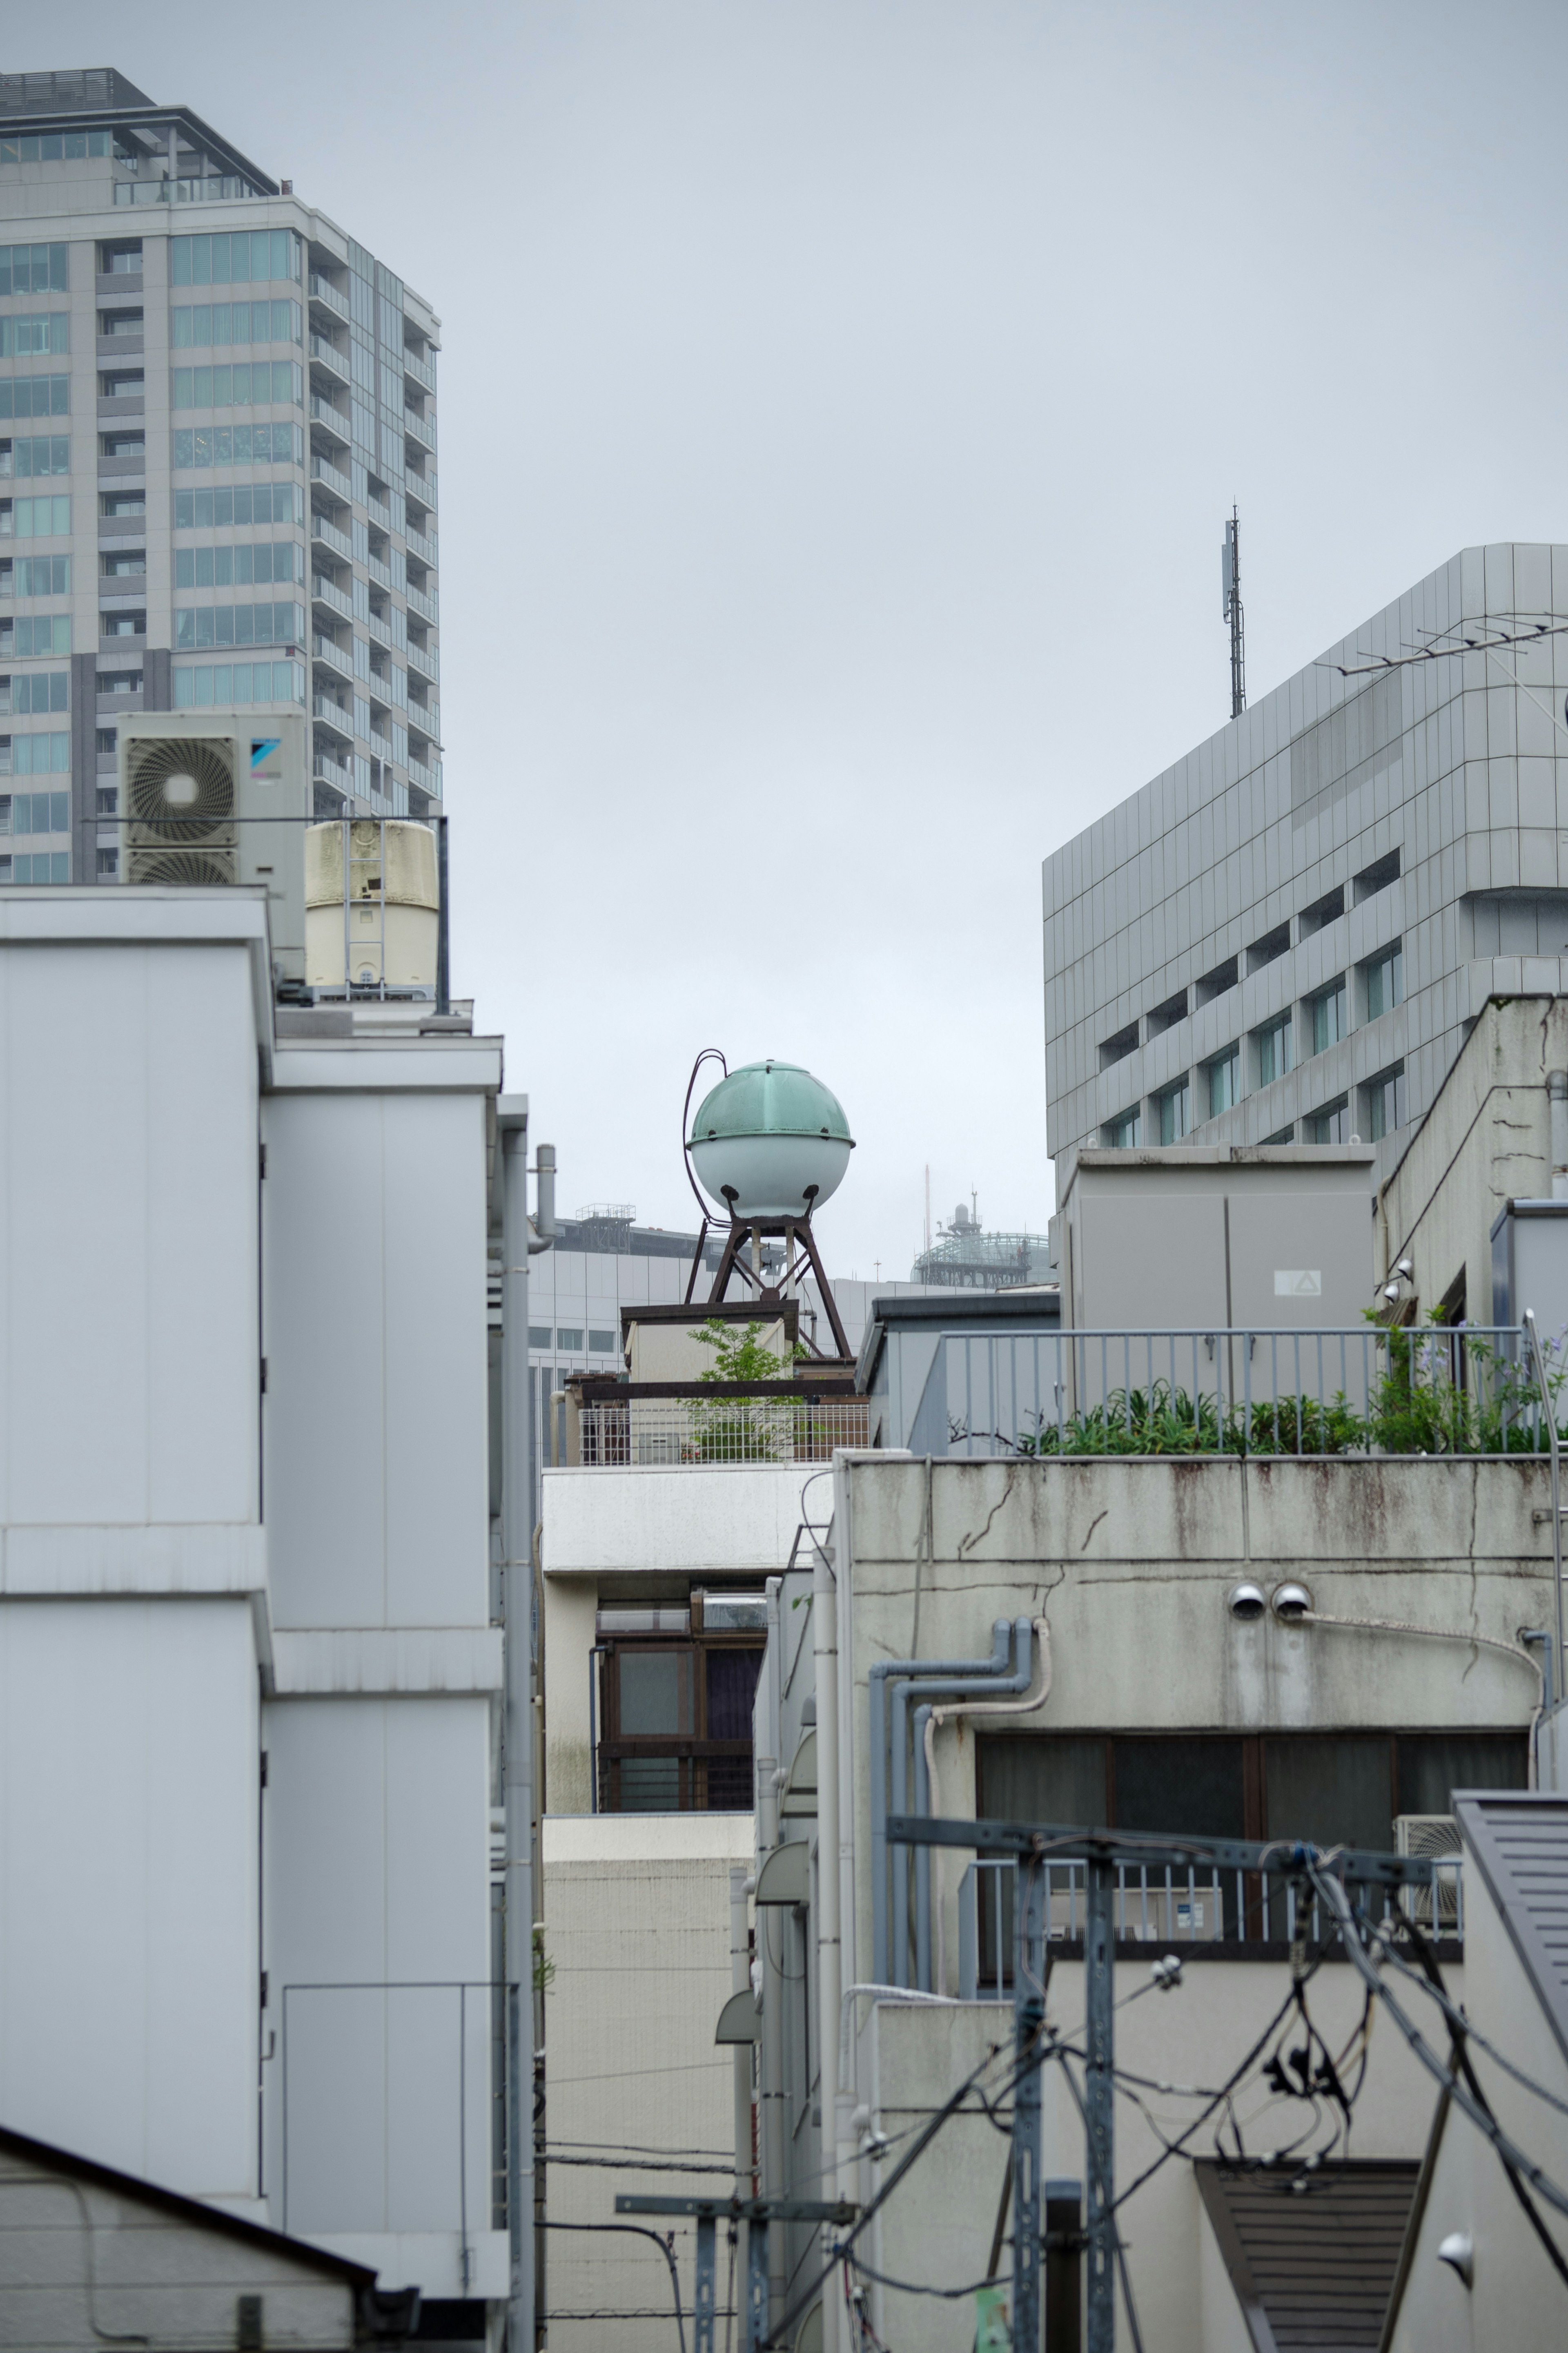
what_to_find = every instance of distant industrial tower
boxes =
[910,1200,1051,1289]
[1223,506,1246,718]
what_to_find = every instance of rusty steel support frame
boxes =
[705,1211,853,1361]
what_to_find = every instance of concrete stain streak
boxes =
[1079,1509,1107,1551]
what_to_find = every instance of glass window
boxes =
[0,315,69,359]
[1117,1737,1247,1840]
[1156,1077,1190,1144]
[174,601,303,652]
[1261,1124,1295,1145]
[0,246,68,297]
[0,671,67,715]
[1363,1065,1406,1143]
[174,483,303,528]
[4,496,70,538]
[1255,1014,1292,1086]
[1265,1735,1392,1851]
[618,1650,695,1737]
[1309,979,1348,1055]
[1396,1733,1526,1815]
[96,847,118,878]
[588,1330,617,1353]
[1205,1046,1240,1118]
[1307,1095,1350,1144]
[527,1326,552,1348]
[170,231,302,288]
[1364,944,1403,1021]
[7,616,71,656]
[172,660,305,709]
[102,493,145,518]
[556,1327,584,1350]
[171,300,302,350]
[7,556,71,596]
[0,436,70,478]
[0,376,68,420]
[172,422,304,470]
[172,361,303,411]
[1101,1107,1140,1148]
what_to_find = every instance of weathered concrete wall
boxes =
[838,1454,1550,2003]
[1377,993,1568,1317]
[861,1963,1458,2353]
[541,1813,753,2353]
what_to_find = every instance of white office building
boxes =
[0,888,501,2315]
[1043,541,1568,1196]
[0,66,441,893]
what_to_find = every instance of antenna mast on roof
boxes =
[1222,506,1246,719]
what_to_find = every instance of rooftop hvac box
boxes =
[1057,1146,1376,1334]
[117,711,308,980]
[1490,1200,1568,1347]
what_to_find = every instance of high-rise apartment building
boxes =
[1042,542,1568,1199]
[0,68,441,889]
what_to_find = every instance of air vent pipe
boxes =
[887,1624,1030,1987]
[1551,1070,1568,1201]
[870,1624,1012,1985]
[909,1621,1036,1990]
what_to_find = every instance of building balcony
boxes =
[96,332,144,359]
[310,455,353,505]
[403,524,438,566]
[405,641,439,684]
[404,581,437,624]
[403,409,436,455]
[307,273,349,323]
[402,348,437,396]
[311,633,353,682]
[308,333,350,388]
[566,1383,868,1470]
[365,611,392,650]
[365,552,391,589]
[309,397,350,450]
[403,467,436,511]
[310,511,352,563]
[364,486,392,528]
[312,694,352,740]
[408,757,441,798]
[311,574,352,624]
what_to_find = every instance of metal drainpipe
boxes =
[758,1577,787,2320]
[499,1104,534,2353]
[886,1626,1015,1987]
[812,1526,842,2353]
[1551,1071,1568,1200]
[910,1621,1032,1991]
[869,1626,1011,1986]
[730,1865,753,2193]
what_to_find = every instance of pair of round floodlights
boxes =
[1227,1580,1313,1623]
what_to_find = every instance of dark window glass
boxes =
[1115,1738,1245,1839]
[707,1648,762,1742]
[1264,1735,1392,1851]
[1396,1734,1526,1816]
[617,1648,693,1737]
[978,1735,1109,1830]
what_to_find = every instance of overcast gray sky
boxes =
[36,1,1568,1272]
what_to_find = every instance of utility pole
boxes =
[1223,507,1246,719]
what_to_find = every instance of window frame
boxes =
[596,1628,766,1813]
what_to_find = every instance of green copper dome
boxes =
[689,1059,854,1147]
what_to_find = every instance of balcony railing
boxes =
[310,395,350,442]
[312,692,352,734]
[403,408,436,453]
[404,525,438,565]
[406,640,439,683]
[115,175,258,206]
[402,348,437,395]
[404,580,438,623]
[311,633,352,680]
[308,332,349,384]
[310,512,352,562]
[310,454,353,504]
[576,1392,870,1468]
[308,274,349,322]
[310,574,351,622]
[922,1324,1561,1460]
[959,1851,1464,1994]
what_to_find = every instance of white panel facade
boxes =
[0,1596,259,2198]
[260,1697,492,2262]
[1042,543,1568,1186]
[261,1084,490,1631]
[0,941,259,1526]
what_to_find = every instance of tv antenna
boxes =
[1222,505,1245,718]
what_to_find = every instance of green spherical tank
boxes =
[688,1059,855,1220]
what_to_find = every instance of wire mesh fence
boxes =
[578,1395,870,1466]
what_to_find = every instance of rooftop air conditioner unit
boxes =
[1394,1813,1462,1931]
[117,710,308,979]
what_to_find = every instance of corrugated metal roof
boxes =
[1454,1789,1568,2068]
[1195,2160,1420,2352]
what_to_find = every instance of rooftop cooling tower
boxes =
[305,818,439,995]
